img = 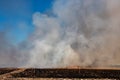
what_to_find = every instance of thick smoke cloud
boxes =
[1,0,120,68]
[25,0,120,68]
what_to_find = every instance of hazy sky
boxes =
[0,0,53,45]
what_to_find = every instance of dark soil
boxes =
[0,68,18,75]
[11,69,120,79]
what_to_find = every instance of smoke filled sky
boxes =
[0,0,53,44]
[0,0,120,68]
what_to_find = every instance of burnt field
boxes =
[0,68,120,79]
[0,68,18,75]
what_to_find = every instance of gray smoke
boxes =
[24,0,120,68]
[1,0,120,68]
[0,31,29,67]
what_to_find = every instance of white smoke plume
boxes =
[1,0,120,68]
[23,0,120,68]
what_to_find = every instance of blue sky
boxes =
[0,0,54,45]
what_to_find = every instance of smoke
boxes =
[0,31,29,67]
[1,0,120,68]
[23,0,120,68]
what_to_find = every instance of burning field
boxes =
[0,0,120,80]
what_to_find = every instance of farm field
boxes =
[0,68,119,80]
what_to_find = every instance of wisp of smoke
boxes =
[1,0,120,68]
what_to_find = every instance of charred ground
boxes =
[0,68,120,79]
